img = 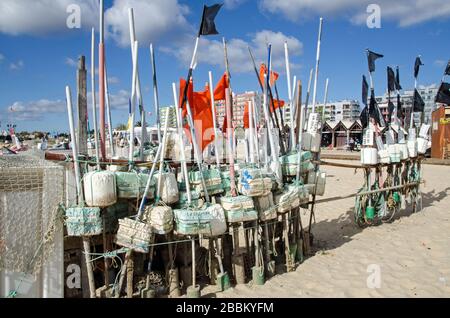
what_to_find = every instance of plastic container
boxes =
[83,171,117,207]
[388,144,401,163]
[397,143,409,161]
[378,149,390,164]
[407,140,418,158]
[361,148,378,165]
[417,137,428,154]
[302,132,321,153]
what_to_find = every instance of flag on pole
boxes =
[395,66,402,90]
[367,50,383,73]
[199,4,223,36]
[413,89,425,112]
[414,56,424,79]
[243,102,250,129]
[213,73,229,100]
[445,60,450,76]
[362,75,369,106]
[259,63,279,87]
[387,66,396,92]
[435,82,450,105]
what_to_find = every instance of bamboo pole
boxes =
[157,107,171,198]
[66,86,96,298]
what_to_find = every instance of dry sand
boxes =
[204,160,450,298]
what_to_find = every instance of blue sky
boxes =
[0,0,449,133]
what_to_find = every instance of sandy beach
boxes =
[203,160,450,298]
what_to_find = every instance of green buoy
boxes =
[216,272,230,291]
[252,266,265,286]
[366,206,375,220]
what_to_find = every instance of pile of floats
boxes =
[62,85,326,298]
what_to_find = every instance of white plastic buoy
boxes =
[417,137,428,154]
[361,148,378,165]
[83,170,117,207]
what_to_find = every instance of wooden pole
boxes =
[150,43,162,143]
[77,56,88,156]
[225,88,237,197]
[295,80,303,144]
[128,41,138,163]
[104,63,115,157]
[66,86,96,298]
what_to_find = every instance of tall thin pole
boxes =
[157,108,171,198]
[321,78,329,122]
[150,43,162,143]
[98,0,106,161]
[225,88,237,197]
[284,42,295,151]
[66,86,96,298]
[91,28,100,170]
[128,41,138,162]
[311,17,323,114]
[249,99,255,164]
[172,83,191,204]
[208,71,221,168]
[128,8,148,157]
[104,63,115,157]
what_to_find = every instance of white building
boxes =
[306,100,361,122]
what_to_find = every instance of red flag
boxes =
[243,102,250,129]
[179,78,215,151]
[259,63,279,87]
[269,99,285,112]
[213,73,229,101]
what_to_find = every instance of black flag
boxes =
[445,60,450,76]
[414,56,424,79]
[369,93,385,127]
[360,106,369,129]
[387,66,396,92]
[362,75,369,106]
[388,101,395,122]
[435,82,450,105]
[395,66,402,90]
[367,50,383,73]
[199,4,223,36]
[413,89,425,112]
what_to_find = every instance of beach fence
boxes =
[0,155,65,298]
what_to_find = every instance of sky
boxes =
[0,0,449,133]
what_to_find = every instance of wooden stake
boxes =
[77,56,88,156]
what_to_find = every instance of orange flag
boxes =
[243,102,250,129]
[213,73,229,101]
[259,63,279,87]
[269,99,285,113]
[179,78,215,151]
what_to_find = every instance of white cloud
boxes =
[104,0,192,47]
[7,89,130,121]
[260,0,450,27]
[434,59,447,67]
[65,57,78,67]
[107,76,120,85]
[224,0,248,9]
[0,0,192,49]
[9,60,24,70]
[7,99,65,121]
[0,0,98,36]
[164,30,303,74]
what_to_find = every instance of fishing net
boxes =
[0,154,65,275]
